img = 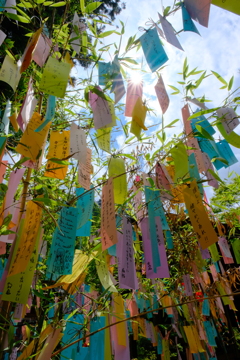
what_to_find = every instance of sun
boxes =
[129,71,143,85]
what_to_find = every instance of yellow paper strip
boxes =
[183,180,219,249]
[16,112,50,161]
[108,157,127,204]
[45,130,70,180]
[212,0,240,16]
[112,293,127,347]
[8,201,42,276]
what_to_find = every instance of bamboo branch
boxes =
[52,291,240,357]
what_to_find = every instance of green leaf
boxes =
[195,71,207,88]
[85,1,102,13]
[117,153,136,160]
[49,158,70,165]
[147,177,155,188]
[208,169,224,184]
[183,59,188,80]
[5,12,30,23]
[210,202,228,211]
[65,308,79,321]
[211,70,227,85]
[119,57,138,65]
[16,6,31,19]
[98,30,116,38]
[212,157,228,165]
[5,50,15,60]
[157,133,163,143]
[125,136,135,144]
[80,0,85,14]
[32,289,52,301]
[89,86,113,103]
[163,6,171,16]
[168,85,180,94]
[82,31,87,55]
[120,20,125,34]
[50,1,66,6]
[2,214,12,227]
[8,325,14,346]
[165,119,179,128]
[13,157,30,169]
[125,36,133,51]
[18,1,33,8]
[187,107,221,121]
[228,76,234,91]
[33,197,57,207]
[195,125,214,141]
[43,1,53,4]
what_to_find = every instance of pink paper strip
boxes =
[32,34,51,67]
[182,274,193,296]
[155,75,169,114]
[218,237,234,264]
[4,168,25,217]
[125,80,143,117]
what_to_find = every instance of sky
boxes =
[76,0,240,200]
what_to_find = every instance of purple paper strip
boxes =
[199,242,210,259]
[118,217,138,290]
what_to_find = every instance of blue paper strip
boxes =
[35,95,56,132]
[98,62,112,85]
[191,110,215,136]
[89,317,106,360]
[157,333,163,355]
[216,139,238,168]
[202,295,210,316]
[61,314,85,360]
[145,188,163,271]
[145,187,170,230]
[47,207,78,275]
[181,4,200,35]
[76,187,94,229]
[165,230,174,250]
[140,28,168,72]
[203,321,217,347]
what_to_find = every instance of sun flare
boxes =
[129,72,142,85]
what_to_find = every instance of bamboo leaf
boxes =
[98,30,116,38]
[211,70,227,85]
[168,85,180,94]
[187,107,220,120]
[5,12,30,23]
[208,169,224,184]
[50,1,66,6]
[228,76,234,91]
[85,1,102,13]
[195,125,214,141]
[80,0,85,14]
[33,197,58,206]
